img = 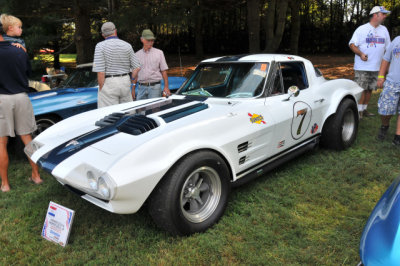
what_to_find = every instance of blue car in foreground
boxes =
[359,176,400,266]
[29,63,186,136]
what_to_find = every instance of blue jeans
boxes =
[136,83,162,100]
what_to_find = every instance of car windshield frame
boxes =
[58,67,98,89]
[177,62,270,99]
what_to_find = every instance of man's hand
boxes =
[360,53,368,61]
[162,87,171,97]
[377,78,385,88]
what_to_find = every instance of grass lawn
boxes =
[34,54,77,64]
[1,92,399,265]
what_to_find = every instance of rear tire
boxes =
[148,151,230,235]
[321,98,358,150]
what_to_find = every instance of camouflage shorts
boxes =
[354,71,379,91]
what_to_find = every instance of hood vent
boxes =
[95,112,126,127]
[117,115,158,135]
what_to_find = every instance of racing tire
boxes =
[33,116,59,138]
[320,98,358,150]
[148,151,231,235]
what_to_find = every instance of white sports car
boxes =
[26,54,363,235]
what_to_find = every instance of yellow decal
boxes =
[248,113,266,124]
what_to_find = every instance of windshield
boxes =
[178,62,269,98]
[59,67,97,88]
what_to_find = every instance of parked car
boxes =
[359,176,400,266]
[29,63,187,137]
[26,54,363,235]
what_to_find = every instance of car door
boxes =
[264,61,324,153]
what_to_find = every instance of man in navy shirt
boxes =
[0,19,42,192]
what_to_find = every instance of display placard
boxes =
[42,201,75,247]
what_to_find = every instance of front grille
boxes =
[117,115,158,135]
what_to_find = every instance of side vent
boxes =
[239,156,247,165]
[95,112,126,127]
[117,115,158,135]
[237,141,249,153]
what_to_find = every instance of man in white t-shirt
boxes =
[349,6,391,118]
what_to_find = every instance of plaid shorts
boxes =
[378,80,400,116]
[354,70,379,91]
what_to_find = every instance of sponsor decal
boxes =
[278,140,285,148]
[311,123,318,134]
[248,113,266,124]
[287,56,295,60]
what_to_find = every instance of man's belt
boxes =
[105,73,130,78]
[138,81,161,86]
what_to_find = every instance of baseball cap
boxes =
[101,22,116,36]
[370,6,391,15]
[141,29,156,40]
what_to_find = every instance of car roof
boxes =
[201,54,307,63]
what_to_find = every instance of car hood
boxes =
[32,95,245,170]
[360,176,400,266]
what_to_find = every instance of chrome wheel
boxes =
[180,166,222,223]
[342,109,356,142]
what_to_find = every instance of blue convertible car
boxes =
[29,63,187,136]
[359,175,400,266]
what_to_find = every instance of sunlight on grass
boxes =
[34,54,77,64]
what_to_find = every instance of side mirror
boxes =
[283,86,300,101]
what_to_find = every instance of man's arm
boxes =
[349,43,368,61]
[97,72,105,90]
[161,70,170,97]
[377,59,390,88]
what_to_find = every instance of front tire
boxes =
[321,98,358,150]
[148,151,231,235]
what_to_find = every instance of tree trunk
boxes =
[263,0,289,52]
[247,0,260,53]
[289,0,300,55]
[194,0,204,58]
[74,0,94,64]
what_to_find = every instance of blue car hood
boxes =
[360,176,400,266]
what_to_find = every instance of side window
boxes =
[270,64,284,95]
[281,62,309,91]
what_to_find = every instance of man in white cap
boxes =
[93,22,141,108]
[133,29,170,100]
[349,6,391,119]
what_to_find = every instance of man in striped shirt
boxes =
[93,22,140,108]
[134,29,171,100]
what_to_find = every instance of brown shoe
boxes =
[363,110,375,117]
[359,111,363,119]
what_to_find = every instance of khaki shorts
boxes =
[0,93,37,137]
[354,70,378,91]
[98,75,132,108]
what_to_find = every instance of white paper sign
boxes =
[42,201,75,247]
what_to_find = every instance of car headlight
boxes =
[84,169,115,200]
[87,171,98,190]
[98,177,110,198]
[24,140,43,158]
